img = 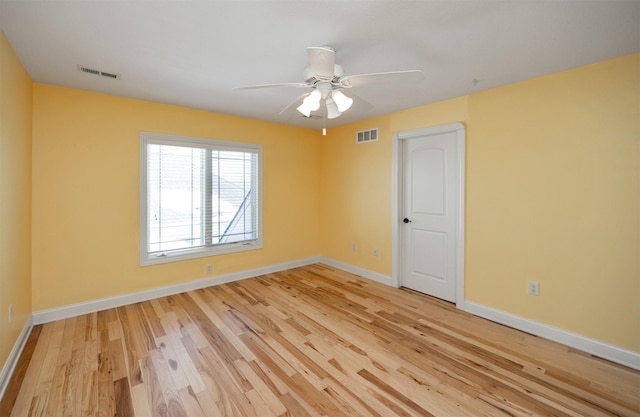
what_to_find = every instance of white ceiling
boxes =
[1,1,638,130]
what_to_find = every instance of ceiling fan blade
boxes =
[339,70,424,88]
[343,89,374,111]
[235,82,310,90]
[307,46,335,80]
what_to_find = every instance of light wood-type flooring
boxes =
[1,264,639,416]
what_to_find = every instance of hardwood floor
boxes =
[1,264,639,416]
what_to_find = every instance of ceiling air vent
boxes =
[356,128,378,144]
[78,65,121,80]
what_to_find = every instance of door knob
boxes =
[403,218,412,223]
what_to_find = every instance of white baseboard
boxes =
[463,301,640,371]
[319,257,398,287]
[0,316,33,401]
[32,256,322,325]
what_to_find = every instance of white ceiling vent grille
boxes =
[78,65,121,80]
[356,128,378,144]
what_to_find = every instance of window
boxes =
[140,132,262,265]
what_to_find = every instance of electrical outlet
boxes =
[373,248,379,256]
[8,304,13,323]
[206,264,212,274]
[352,243,356,251]
[527,281,540,296]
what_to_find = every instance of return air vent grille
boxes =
[78,65,121,80]
[356,128,378,144]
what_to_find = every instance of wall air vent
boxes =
[78,65,121,80]
[356,128,378,144]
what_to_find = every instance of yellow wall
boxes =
[0,31,32,370]
[319,116,393,273]
[32,85,321,311]
[320,54,639,352]
[465,54,639,351]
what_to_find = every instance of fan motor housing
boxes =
[303,64,345,84]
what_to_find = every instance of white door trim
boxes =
[392,122,466,308]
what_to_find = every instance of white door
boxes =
[400,127,462,302]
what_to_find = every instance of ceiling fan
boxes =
[236,46,424,120]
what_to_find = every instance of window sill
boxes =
[140,240,262,266]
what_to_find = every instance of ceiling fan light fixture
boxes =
[325,98,342,119]
[332,90,353,112]
[297,89,322,117]
[296,102,312,117]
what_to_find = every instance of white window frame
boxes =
[140,132,263,266]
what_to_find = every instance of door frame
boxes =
[391,122,466,308]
